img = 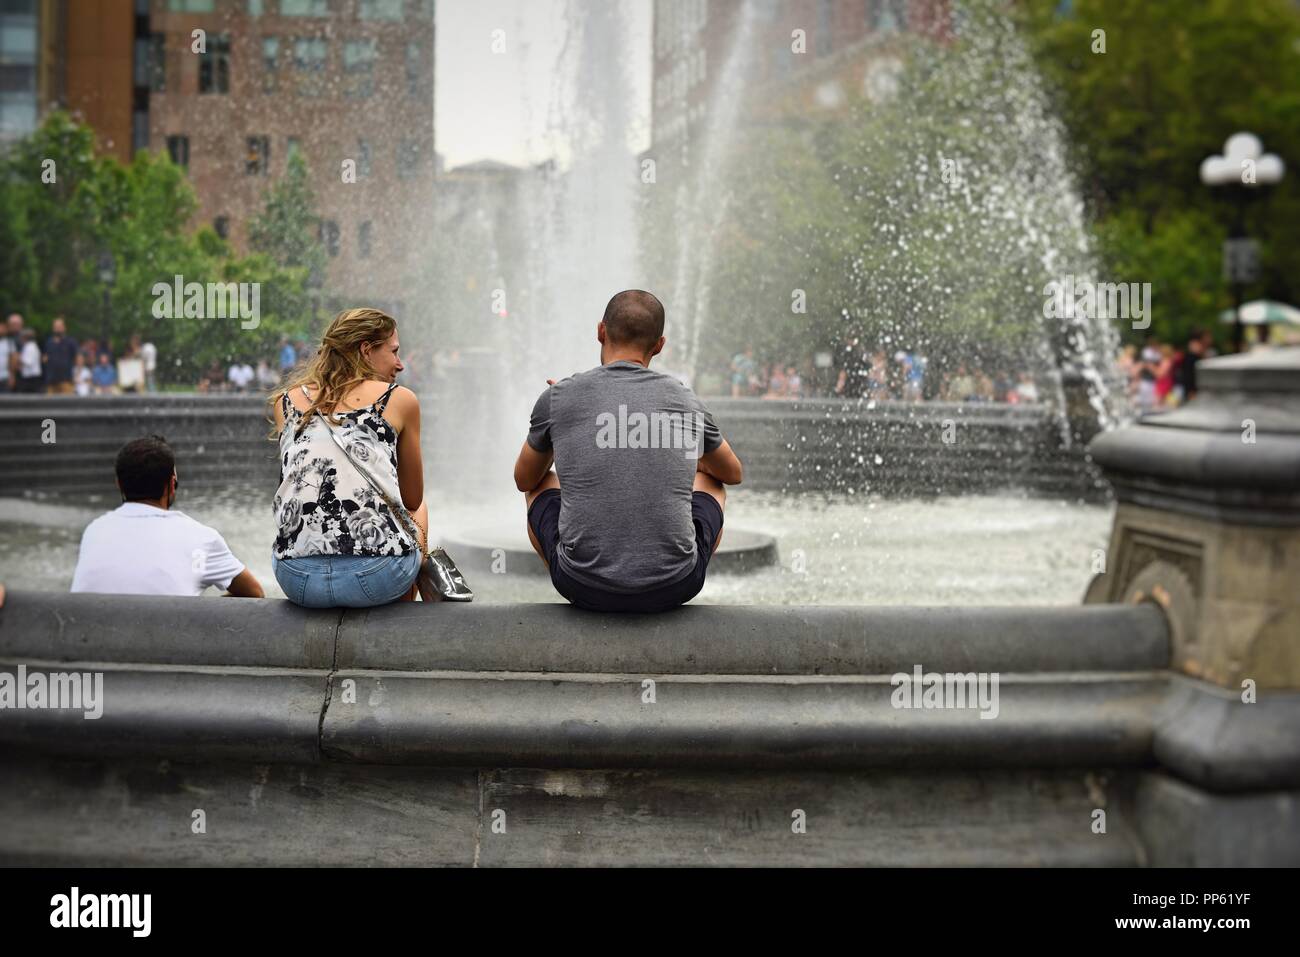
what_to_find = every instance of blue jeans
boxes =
[273,552,421,608]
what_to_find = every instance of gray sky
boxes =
[435,0,653,171]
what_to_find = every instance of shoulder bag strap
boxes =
[315,411,424,553]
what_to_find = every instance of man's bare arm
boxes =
[224,568,265,598]
[698,439,743,485]
[514,441,555,492]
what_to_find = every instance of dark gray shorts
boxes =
[528,489,723,613]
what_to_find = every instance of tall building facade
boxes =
[652,0,952,160]
[13,0,436,314]
[0,0,63,146]
[144,0,436,312]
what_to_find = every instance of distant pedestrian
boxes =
[228,359,255,393]
[73,353,92,396]
[279,336,297,376]
[785,365,803,399]
[1014,372,1040,404]
[256,359,278,390]
[42,317,78,394]
[1136,344,1160,411]
[92,352,118,394]
[17,329,43,392]
[141,338,158,392]
[730,347,756,398]
[0,313,23,393]
[905,354,926,402]
[1177,328,1207,402]
[198,360,225,393]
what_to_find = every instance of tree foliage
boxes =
[1017,0,1300,344]
[645,0,1300,383]
[0,112,320,384]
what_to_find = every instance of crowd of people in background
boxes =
[196,337,316,393]
[0,312,1225,410]
[1117,328,1215,411]
[726,346,1042,404]
[0,313,159,396]
[0,314,317,397]
[725,329,1219,408]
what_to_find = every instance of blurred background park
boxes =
[1,0,1298,603]
[0,0,1295,400]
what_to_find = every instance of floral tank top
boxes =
[272,383,418,559]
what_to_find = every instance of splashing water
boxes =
[425,0,1127,503]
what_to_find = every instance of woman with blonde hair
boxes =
[268,308,430,606]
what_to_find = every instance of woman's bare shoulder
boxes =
[286,382,317,412]
[380,384,418,428]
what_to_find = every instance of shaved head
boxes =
[601,290,665,351]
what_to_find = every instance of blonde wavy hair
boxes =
[269,307,398,438]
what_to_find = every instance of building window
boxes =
[281,0,330,15]
[213,216,230,239]
[166,135,190,168]
[199,34,230,94]
[359,0,402,19]
[248,0,265,14]
[817,0,833,56]
[147,34,167,91]
[396,139,421,178]
[132,111,149,153]
[0,1,37,140]
[319,219,340,257]
[293,37,328,96]
[133,37,148,88]
[246,135,270,175]
[262,36,279,93]
[357,138,372,177]
[343,39,376,98]
[867,0,905,34]
[405,41,424,97]
[358,221,372,259]
[167,0,215,11]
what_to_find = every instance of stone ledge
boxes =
[0,664,1166,771]
[0,590,1170,675]
[1153,676,1300,792]
[317,672,1164,769]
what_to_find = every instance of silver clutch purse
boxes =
[417,547,474,602]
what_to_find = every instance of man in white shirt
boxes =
[141,340,157,392]
[227,361,255,392]
[71,435,264,598]
[0,313,22,392]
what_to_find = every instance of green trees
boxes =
[0,112,319,385]
[651,7,1102,385]
[248,150,328,279]
[1017,0,1300,345]
[647,0,1300,382]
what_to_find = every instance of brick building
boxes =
[16,0,436,313]
[652,0,953,160]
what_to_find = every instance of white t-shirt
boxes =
[141,341,157,372]
[70,502,246,596]
[228,363,255,388]
[20,341,41,378]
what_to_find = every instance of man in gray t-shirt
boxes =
[514,290,744,612]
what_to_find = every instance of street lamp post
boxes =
[97,251,117,352]
[1200,133,1286,353]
